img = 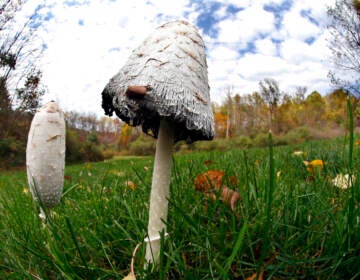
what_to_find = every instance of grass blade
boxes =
[346,95,355,250]
[224,223,247,272]
[260,131,275,270]
[65,217,89,270]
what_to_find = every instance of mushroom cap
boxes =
[102,20,214,143]
[26,101,66,208]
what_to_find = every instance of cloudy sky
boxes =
[13,0,335,116]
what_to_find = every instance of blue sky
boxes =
[13,0,335,116]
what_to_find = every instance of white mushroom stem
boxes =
[145,118,174,265]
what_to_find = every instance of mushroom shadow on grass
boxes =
[101,20,214,265]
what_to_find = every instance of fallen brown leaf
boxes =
[246,270,264,280]
[194,170,241,212]
[125,180,136,190]
[194,170,225,192]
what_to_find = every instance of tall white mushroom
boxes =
[101,20,214,265]
[26,101,66,219]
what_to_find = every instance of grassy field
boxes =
[1,135,360,279]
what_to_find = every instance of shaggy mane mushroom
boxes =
[26,101,66,219]
[101,20,214,265]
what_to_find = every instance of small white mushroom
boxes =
[101,20,214,265]
[26,101,66,211]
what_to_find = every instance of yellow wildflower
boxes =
[303,160,326,174]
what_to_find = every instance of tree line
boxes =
[214,81,356,139]
[1,0,360,168]
[64,83,357,162]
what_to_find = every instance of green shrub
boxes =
[66,129,84,163]
[192,139,220,151]
[174,141,191,153]
[102,149,116,160]
[0,138,17,158]
[81,143,104,162]
[253,132,270,147]
[87,131,99,144]
[181,136,253,153]
[128,135,156,156]
[0,138,25,168]
[66,128,104,163]
[231,135,252,148]
[281,126,312,144]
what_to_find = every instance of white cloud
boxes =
[210,45,240,60]
[237,53,289,80]
[255,37,277,56]
[292,0,334,24]
[214,5,228,19]
[35,0,195,113]
[280,39,315,63]
[216,4,275,46]
[280,9,321,41]
[9,0,334,116]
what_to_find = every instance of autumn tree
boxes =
[294,86,306,104]
[0,1,19,131]
[119,123,133,149]
[0,77,12,138]
[304,91,326,127]
[15,70,45,113]
[232,93,245,135]
[246,92,268,134]
[1,0,45,113]
[277,93,295,132]
[213,111,228,138]
[327,0,360,96]
[0,1,51,167]
[0,1,45,132]
[324,88,349,126]
[259,78,282,133]
[223,86,235,138]
[97,116,122,134]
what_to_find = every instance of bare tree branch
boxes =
[328,0,360,96]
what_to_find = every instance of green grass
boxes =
[1,136,360,279]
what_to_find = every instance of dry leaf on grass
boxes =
[194,170,225,191]
[246,252,276,280]
[194,170,241,212]
[246,270,264,280]
[204,159,214,166]
[125,180,136,190]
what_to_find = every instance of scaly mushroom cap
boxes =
[102,20,214,142]
[26,101,66,208]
